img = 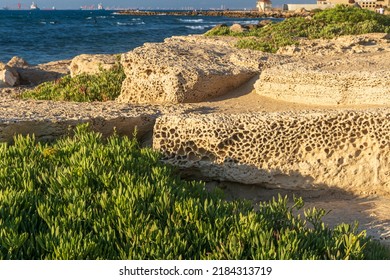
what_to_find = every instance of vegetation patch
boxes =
[205,5,390,53]
[0,125,389,260]
[21,62,125,102]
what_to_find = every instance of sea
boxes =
[0,10,279,65]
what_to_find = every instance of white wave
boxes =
[132,18,141,21]
[179,18,204,23]
[97,16,107,19]
[236,20,260,25]
[185,25,206,30]
[117,21,145,26]
[117,22,131,26]
[40,21,47,24]
[86,17,93,20]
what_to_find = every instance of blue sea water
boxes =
[0,10,277,65]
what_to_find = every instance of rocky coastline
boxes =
[1,31,390,243]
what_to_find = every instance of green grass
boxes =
[21,62,125,102]
[0,124,389,260]
[205,5,390,53]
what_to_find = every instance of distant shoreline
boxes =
[115,9,313,19]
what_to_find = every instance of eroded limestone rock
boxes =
[118,36,265,104]
[70,54,118,77]
[153,110,390,194]
[229,23,246,33]
[2,57,70,87]
[277,33,390,57]
[255,57,390,106]
[0,99,158,144]
[256,34,390,106]
[0,63,19,87]
[7,56,29,68]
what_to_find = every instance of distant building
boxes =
[282,0,389,11]
[257,0,273,11]
[356,0,390,10]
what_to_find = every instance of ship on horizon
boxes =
[80,3,105,10]
[30,2,40,10]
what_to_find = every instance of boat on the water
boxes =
[30,2,40,10]
[98,3,105,10]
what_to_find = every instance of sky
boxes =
[1,0,314,10]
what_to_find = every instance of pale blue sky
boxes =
[1,0,314,10]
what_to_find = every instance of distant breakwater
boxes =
[116,10,312,19]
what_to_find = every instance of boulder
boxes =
[229,23,246,33]
[16,60,71,86]
[7,56,29,68]
[117,36,265,104]
[0,63,19,87]
[70,54,119,77]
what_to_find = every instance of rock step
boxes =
[153,109,390,195]
[0,99,159,143]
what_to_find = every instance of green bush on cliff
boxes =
[206,5,390,53]
[0,124,389,260]
[21,62,125,102]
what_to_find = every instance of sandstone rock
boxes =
[7,56,29,68]
[0,98,158,144]
[118,36,264,104]
[16,60,71,86]
[255,54,390,106]
[153,110,390,194]
[260,34,390,106]
[229,23,246,33]
[277,33,390,57]
[0,63,19,87]
[70,54,118,77]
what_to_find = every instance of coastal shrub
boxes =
[0,124,389,260]
[206,5,390,53]
[21,62,125,102]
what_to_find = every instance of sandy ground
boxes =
[205,180,390,246]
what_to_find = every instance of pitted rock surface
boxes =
[256,33,390,106]
[153,110,390,195]
[118,36,266,104]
